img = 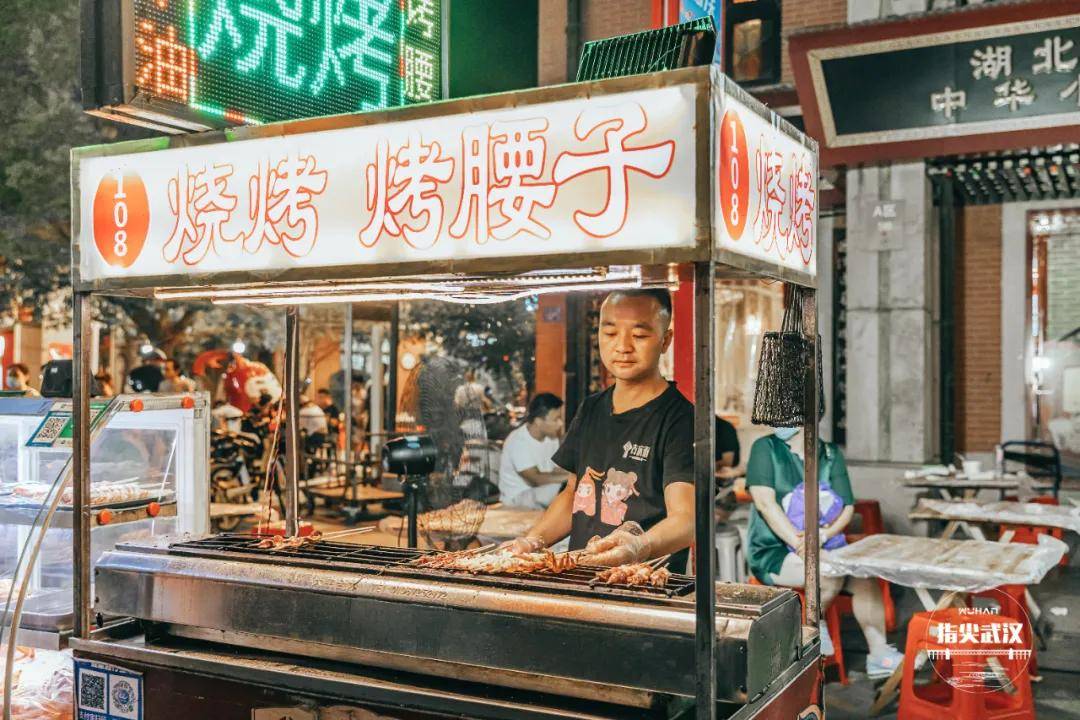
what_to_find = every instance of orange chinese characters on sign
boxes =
[718,109,749,241]
[92,172,150,268]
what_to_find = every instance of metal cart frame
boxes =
[69,65,821,719]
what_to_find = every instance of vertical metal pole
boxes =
[370,323,386,459]
[802,288,821,627]
[72,291,93,639]
[693,261,717,719]
[387,303,400,435]
[283,307,301,537]
[343,304,354,491]
[937,175,956,464]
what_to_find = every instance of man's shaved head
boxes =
[602,289,672,331]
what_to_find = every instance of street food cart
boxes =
[62,65,824,719]
[0,394,209,718]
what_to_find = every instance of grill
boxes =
[95,534,802,707]
[167,534,696,599]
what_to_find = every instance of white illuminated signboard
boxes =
[77,84,699,282]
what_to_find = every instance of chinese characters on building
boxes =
[156,102,677,266]
[132,0,440,124]
[931,33,1079,119]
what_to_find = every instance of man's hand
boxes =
[580,522,652,566]
[499,535,545,556]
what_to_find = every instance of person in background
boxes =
[454,369,493,415]
[93,371,116,398]
[498,393,566,509]
[745,426,902,678]
[715,414,740,477]
[128,349,165,393]
[298,394,329,451]
[211,400,245,433]
[159,359,196,393]
[5,363,40,397]
[316,387,341,433]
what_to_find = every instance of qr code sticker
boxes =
[36,416,67,442]
[79,671,107,711]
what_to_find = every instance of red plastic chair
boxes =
[843,499,897,632]
[1000,495,1067,567]
[968,584,1037,676]
[749,575,847,684]
[899,608,1034,720]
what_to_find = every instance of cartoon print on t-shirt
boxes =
[600,469,640,525]
[572,468,601,516]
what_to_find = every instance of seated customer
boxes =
[498,393,566,509]
[715,414,740,478]
[745,426,902,678]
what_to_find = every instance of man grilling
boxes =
[507,289,695,567]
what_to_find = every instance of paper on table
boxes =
[904,465,952,480]
[822,533,1067,593]
[917,498,1080,534]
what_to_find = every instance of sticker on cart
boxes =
[252,708,317,720]
[27,401,109,448]
[75,659,143,720]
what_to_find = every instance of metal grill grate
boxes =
[168,534,695,598]
[576,16,716,82]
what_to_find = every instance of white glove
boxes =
[500,535,546,556]
[580,521,651,566]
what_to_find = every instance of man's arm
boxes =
[641,481,696,558]
[519,466,570,487]
[521,474,577,546]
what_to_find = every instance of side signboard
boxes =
[713,88,818,278]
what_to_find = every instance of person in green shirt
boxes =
[745,427,902,679]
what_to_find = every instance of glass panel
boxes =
[714,279,784,458]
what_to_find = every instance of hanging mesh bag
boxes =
[752,287,811,427]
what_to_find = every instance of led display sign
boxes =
[82,0,441,132]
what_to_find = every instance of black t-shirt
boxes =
[552,382,694,551]
[715,416,740,466]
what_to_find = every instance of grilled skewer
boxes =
[590,560,672,589]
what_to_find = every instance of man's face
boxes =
[598,295,672,382]
[317,393,331,408]
[163,362,177,379]
[533,408,564,439]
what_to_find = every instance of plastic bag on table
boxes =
[821,533,1067,594]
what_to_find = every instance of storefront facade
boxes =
[529,0,1079,530]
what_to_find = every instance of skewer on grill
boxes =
[590,558,672,589]
[320,527,376,541]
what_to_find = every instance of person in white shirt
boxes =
[498,393,567,509]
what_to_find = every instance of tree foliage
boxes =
[402,298,537,401]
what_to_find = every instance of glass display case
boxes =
[0,394,209,648]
